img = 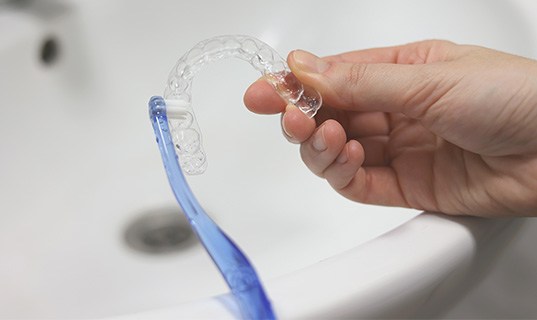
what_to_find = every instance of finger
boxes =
[358,136,389,166]
[281,104,316,143]
[324,140,365,190]
[324,40,457,65]
[340,166,410,208]
[288,49,446,119]
[345,112,390,138]
[244,78,286,114]
[313,106,391,138]
[299,119,346,177]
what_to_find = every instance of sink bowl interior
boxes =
[0,0,533,318]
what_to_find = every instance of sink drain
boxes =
[124,206,198,254]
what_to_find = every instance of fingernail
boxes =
[282,119,293,139]
[336,149,348,164]
[292,50,330,74]
[312,127,327,152]
[282,104,296,141]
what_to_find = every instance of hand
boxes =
[244,40,537,217]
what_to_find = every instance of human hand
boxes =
[244,40,537,217]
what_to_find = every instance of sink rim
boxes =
[111,213,519,319]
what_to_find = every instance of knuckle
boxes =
[399,39,457,64]
[328,174,350,191]
[340,63,370,107]
[345,63,369,89]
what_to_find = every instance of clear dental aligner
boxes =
[163,35,322,175]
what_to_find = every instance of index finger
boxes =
[324,40,457,65]
[243,78,286,114]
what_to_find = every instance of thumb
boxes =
[288,50,440,118]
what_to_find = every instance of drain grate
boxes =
[124,206,198,254]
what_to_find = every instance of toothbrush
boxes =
[148,96,276,319]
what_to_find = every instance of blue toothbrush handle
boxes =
[149,96,276,319]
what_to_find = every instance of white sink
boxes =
[0,0,533,318]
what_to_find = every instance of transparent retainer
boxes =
[163,35,322,175]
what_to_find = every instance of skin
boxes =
[243,40,537,217]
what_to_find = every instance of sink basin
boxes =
[0,0,533,318]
